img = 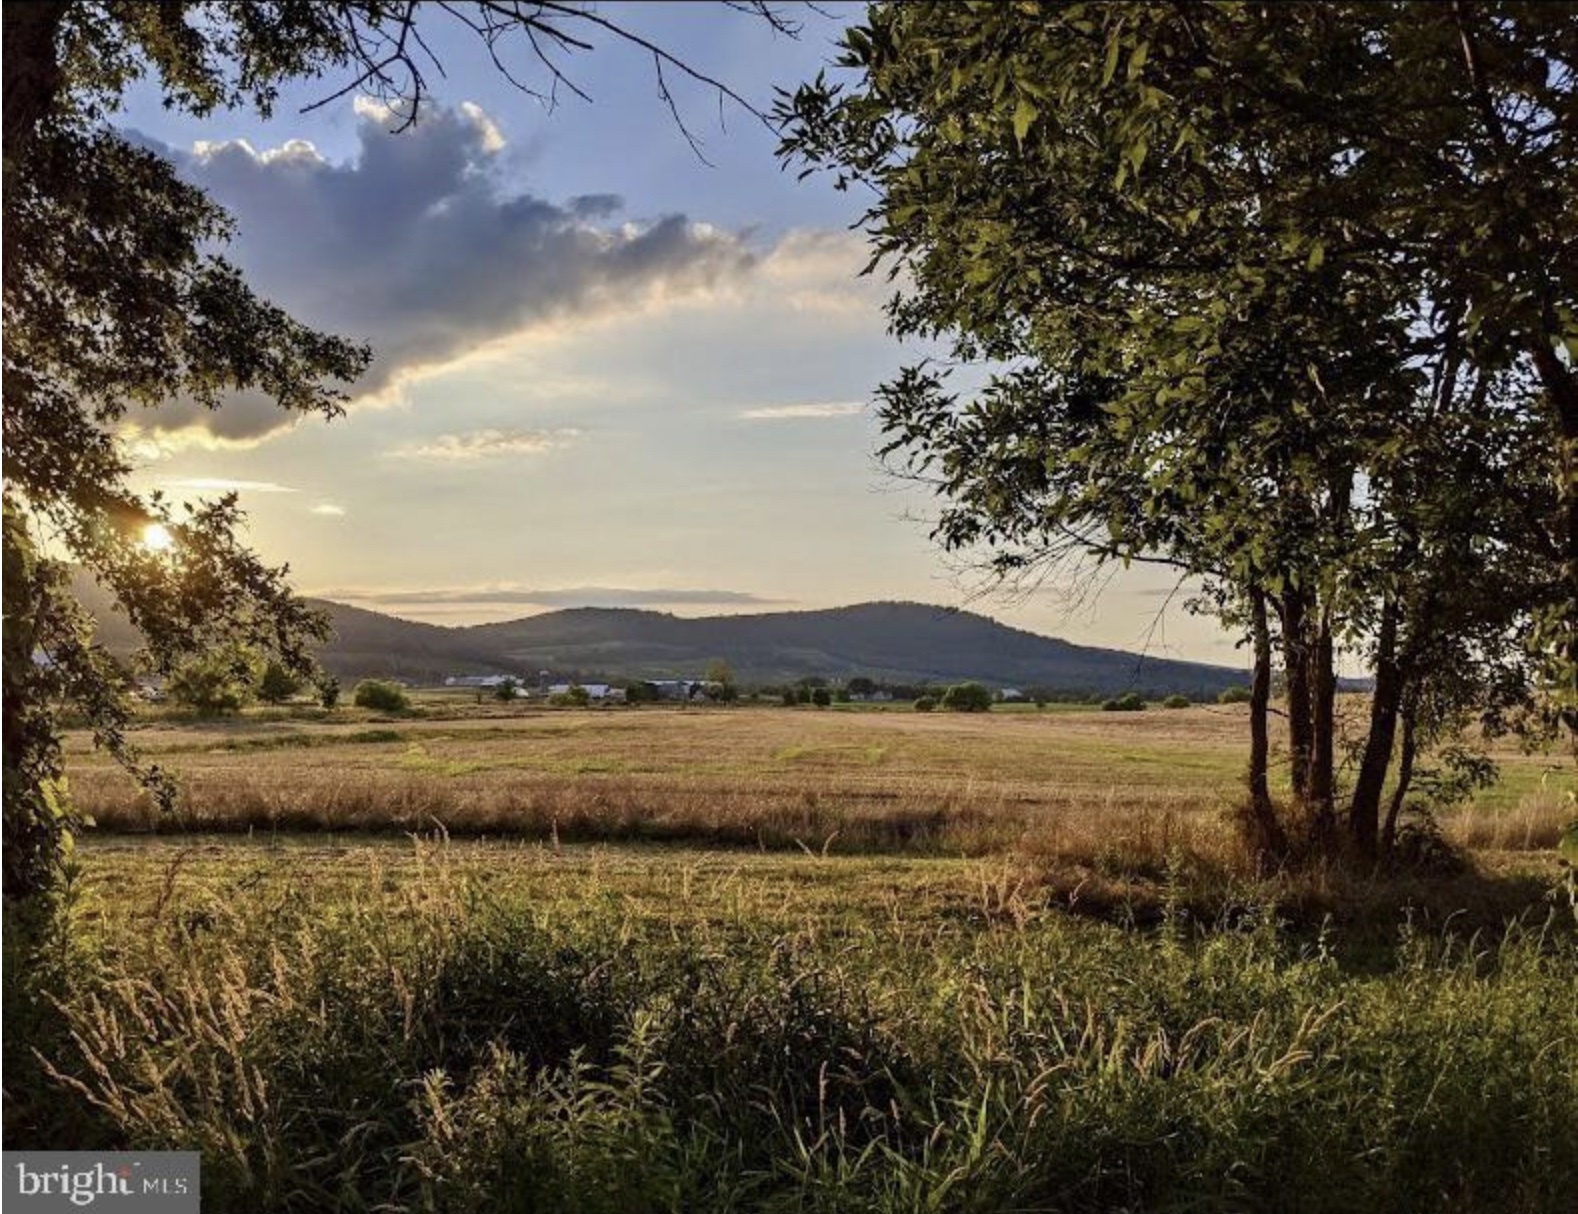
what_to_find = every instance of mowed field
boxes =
[63,701,1572,860]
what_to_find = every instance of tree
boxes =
[704,659,738,703]
[167,647,260,716]
[625,680,659,705]
[352,680,409,713]
[553,685,592,708]
[941,681,993,713]
[494,678,520,703]
[811,687,832,708]
[257,660,303,705]
[782,1,1571,863]
[2,0,798,898]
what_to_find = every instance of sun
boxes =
[141,522,175,553]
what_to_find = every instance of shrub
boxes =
[625,681,659,705]
[316,674,341,710]
[811,688,832,708]
[493,678,519,702]
[352,680,409,713]
[781,689,798,707]
[550,685,592,708]
[168,648,258,715]
[256,660,302,705]
[913,695,937,713]
[1102,692,1146,712]
[941,681,993,712]
[1162,694,1191,709]
[1218,685,1254,705]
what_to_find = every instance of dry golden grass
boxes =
[64,704,1571,867]
[1443,786,1572,852]
[65,706,1251,851]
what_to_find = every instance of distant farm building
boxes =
[547,683,624,702]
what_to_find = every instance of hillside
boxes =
[462,601,1246,696]
[73,579,1249,695]
[71,575,497,683]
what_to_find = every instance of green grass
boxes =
[7,840,1576,1214]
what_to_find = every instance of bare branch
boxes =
[306,0,790,154]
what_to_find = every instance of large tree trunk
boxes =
[1528,339,1578,737]
[1308,604,1338,838]
[1349,596,1403,859]
[2,2,71,899]
[1307,474,1352,847]
[1381,707,1418,859]
[1280,591,1313,804]
[1245,587,1287,866]
[2,1,68,165]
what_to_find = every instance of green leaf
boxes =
[1306,240,1326,271]
[1013,96,1038,146]
[1560,820,1578,866]
[1102,33,1122,87]
[1127,40,1149,81]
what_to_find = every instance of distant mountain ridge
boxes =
[74,578,1249,695]
[453,601,1247,695]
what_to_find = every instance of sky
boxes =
[113,1,1245,669]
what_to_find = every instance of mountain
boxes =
[307,600,506,682]
[69,575,498,684]
[71,579,1250,696]
[457,601,1248,695]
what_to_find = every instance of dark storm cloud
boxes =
[132,102,754,444]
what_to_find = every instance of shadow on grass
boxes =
[1030,855,1569,972]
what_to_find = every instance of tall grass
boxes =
[11,844,1576,1213]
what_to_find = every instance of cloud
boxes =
[386,427,579,461]
[310,503,347,516]
[130,101,755,444]
[739,401,865,421]
[457,101,506,154]
[318,585,779,609]
[164,477,298,494]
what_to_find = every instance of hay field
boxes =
[63,703,1571,861]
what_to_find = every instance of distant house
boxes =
[444,674,513,688]
[546,683,623,702]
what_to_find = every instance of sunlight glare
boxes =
[141,522,175,553]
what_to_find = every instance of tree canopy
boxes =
[781,0,1575,861]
